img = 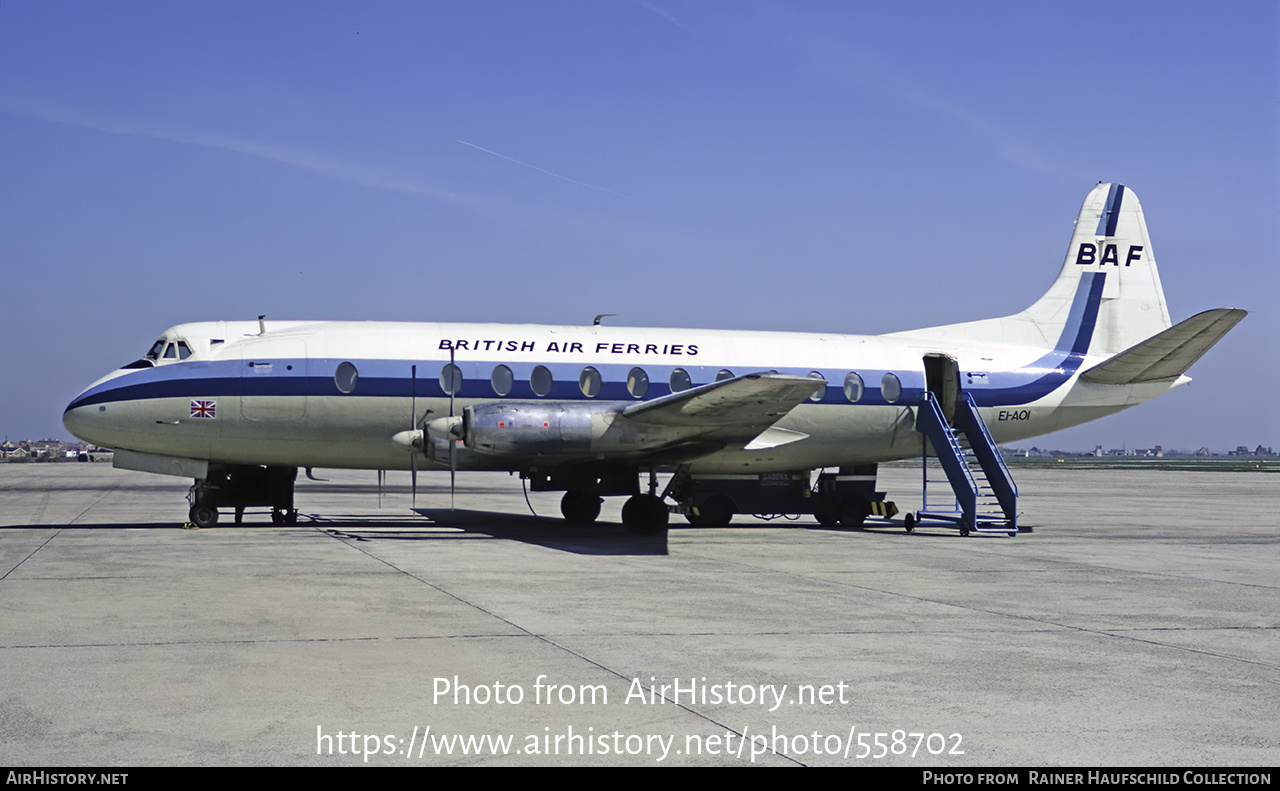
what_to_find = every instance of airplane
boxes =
[63,183,1245,534]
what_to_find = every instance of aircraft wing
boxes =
[623,373,823,440]
[1079,308,1247,385]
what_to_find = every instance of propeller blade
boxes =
[411,364,417,509]
[449,348,456,510]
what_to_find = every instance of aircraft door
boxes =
[240,339,308,421]
[923,353,961,426]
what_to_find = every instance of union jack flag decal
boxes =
[190,400,216,419]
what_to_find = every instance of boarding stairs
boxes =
[913,392,1018,536]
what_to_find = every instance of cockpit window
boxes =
[162,343,177,359]
[145,340,166,360]
[176,341,192,360]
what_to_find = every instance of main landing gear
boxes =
[531,465,670,535]
[560,490,602,524]
[620,493,668,535]
[558,489,667,534]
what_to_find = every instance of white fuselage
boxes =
[62,316,1179,474]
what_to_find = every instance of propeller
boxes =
[407,352,465,511]
[411,364,417,509]
[448,347,456,510]
[393,364,429,510]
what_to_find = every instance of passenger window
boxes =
[491,365,513,396]
[669,368,692,393]
[335,362,359,394]
[531,365,553,397]
[716,369,734,382]
[440,363,463,396]
[843,372,864,403]
[881,372,902,404]
[627,367,649,399]
[579,366,602,397]
[807,371,825,402]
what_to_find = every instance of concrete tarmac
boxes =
[0,463,1275,766]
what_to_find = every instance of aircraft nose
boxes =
[63,373,127,448]
[63,397,107,447]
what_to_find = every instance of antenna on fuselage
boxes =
[593,314,615,326]
[257,315,266,336]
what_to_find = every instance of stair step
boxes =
[915,391,1019,534]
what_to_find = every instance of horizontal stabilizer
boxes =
[1079,308,1247,385]
[624,373,822,428]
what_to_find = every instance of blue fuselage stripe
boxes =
[67,274,1106,415]
[969,272,1103,406]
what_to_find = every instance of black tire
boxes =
[839,499,869,529]
[689,495,733,527]
[271,508,285,525]
[189,504,218,528]
[622,494,669,534]
[560,491,602,524]
[813,502,840,527]
[903,512,915,533]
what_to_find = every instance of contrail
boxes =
[637,1,694,33]
[0,95,474,203]
[455,139,631,198]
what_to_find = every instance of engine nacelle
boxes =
[461,401,698,458]
[463,402,610,456]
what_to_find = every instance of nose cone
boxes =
[64,393,107,447]
[63,368,132,447]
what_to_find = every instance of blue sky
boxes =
[2,1,1275,452]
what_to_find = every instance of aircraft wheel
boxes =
[622,494,668,535]
[560,491,601,524]
[903,512,915,533]
[285,509,298,526]
[958,519,970,537]
[271,508,285,525]
[839,499,869,529]
[189,504,218,528]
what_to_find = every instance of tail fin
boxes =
[892,183,1174,355]
[1020,182,1172,356]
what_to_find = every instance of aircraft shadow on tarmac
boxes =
[0,513,1008,555]
[314,507,671,556]
[1,512,668,555]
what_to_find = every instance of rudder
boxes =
[1022,183,1173,356]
